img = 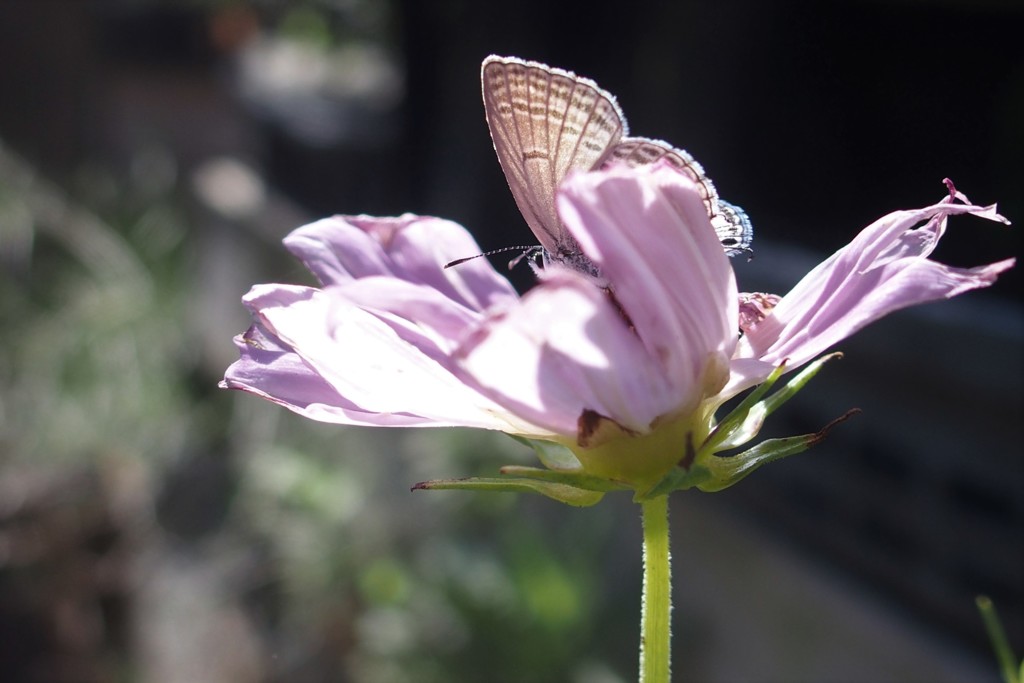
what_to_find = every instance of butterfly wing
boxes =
[712,201,754,256]
[604,137,718,216]
[483,56,754,264]
[482,56,626,255]
[606,137,753,255]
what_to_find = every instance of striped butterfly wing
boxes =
[603,137,719,217]
[605,137,753,255]
[482,56,625,259]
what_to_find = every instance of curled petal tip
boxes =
[807,408,861,448]
[942,177,964,202]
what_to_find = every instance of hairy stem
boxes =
[640,495,671,683]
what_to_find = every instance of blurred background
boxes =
[0,1,1021,682]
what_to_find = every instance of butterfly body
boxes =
[481,55,753,274]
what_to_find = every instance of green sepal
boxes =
[703,360,788,452]
[696,409,859,492]
[759,352,844,419]
[706,352,843,452]
[498,465,628,493]
[507,435,584,471]
[637,462,714,500]
[412,476,606,507]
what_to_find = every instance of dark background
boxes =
[0,1,1021,682]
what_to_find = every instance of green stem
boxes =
[976,595,1021,683]
[640,495,672,683]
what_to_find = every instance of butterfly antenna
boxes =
[444,245,540,270]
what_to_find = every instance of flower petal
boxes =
[454,270,681,437]
[337,276,488,356]
[228,283,546,434]
[221,321,430,426]
[737,193,1014,371]
[284,214,519,313]
[557,162,738,403]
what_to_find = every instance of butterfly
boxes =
[481,55,753,278]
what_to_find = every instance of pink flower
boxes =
[727,179,1013,398]
[222,164,1012,488]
